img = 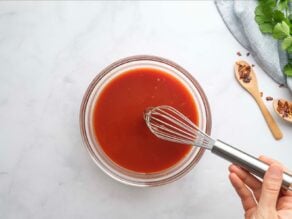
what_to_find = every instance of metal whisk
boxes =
[144,105,292,191]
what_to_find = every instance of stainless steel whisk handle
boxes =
[211,140,292,191]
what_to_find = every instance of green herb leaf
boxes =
[254,0,292,77]
[260,0,276,8]
[255,15,272,24]
[255,1,274,17]
[255,5,265,17]
[287,46,292,53]
[284,63,292,76]
[273,10,285,23]
[259,23,274,33]
[278,0,288,10]
[272,21,290,39]
[281,36,292,50]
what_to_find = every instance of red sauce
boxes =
[93,68,199,173]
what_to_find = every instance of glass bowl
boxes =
[80,55,212,187]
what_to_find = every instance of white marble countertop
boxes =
[0,1,291,219]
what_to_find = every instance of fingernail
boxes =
[268,164,283,178]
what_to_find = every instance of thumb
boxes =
[258,164,283,210]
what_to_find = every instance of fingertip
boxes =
[229,164,239,172]
[259,155,271,164]
[270,163,283,168]
[259,156,283,166]
[259,155,266,161]
[228,164,235,172]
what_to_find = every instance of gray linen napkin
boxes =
[215,0,292,93]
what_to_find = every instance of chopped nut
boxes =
[277,100,292,118]
[243,77,251,83]
[251,64,255,67]
[236,52,242,56]
[266,96,273,101]
[279,84,285,88]
[237,62,252,83]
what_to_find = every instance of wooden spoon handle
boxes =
[255,97,283,140]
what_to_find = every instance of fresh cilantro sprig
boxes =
[255,0,292,77]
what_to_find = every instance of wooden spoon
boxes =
[273,99,292,123]
[234,60,283,140]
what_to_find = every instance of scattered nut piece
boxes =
[279,84,285,88]
[277,100,292,118]
[266,96,273,101]
[237,52,242,56]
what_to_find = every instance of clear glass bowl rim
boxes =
[79,55,212,187]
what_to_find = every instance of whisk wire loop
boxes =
[144,105,214,149]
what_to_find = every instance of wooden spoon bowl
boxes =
[235,61,260,97]
[273,99,292,123]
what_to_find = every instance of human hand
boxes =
[228,156,292,219]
